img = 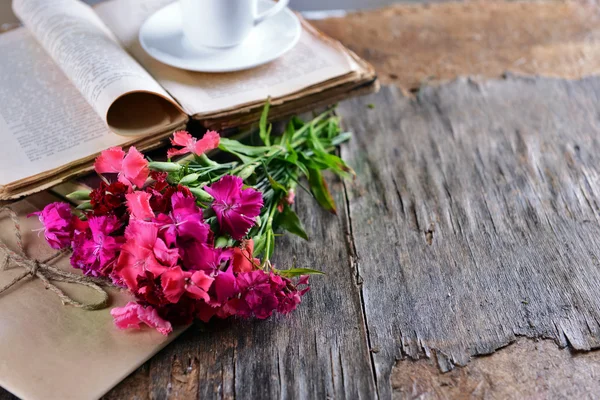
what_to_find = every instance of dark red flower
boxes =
[90,181,129,219]
[135,271,170,307]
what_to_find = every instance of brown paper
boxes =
[0,193,187,400]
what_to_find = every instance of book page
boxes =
[12,0,186,136]
[94,0,359,116]
[0,28,133,186]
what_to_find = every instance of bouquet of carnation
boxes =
[30,105,352,335]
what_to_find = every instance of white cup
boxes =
[180,0,290,49]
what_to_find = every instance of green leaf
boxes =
[277,268,325,278]
[253,234,266,257]
[259,100,272,146]
[268,176,287,192]
[308,125,354,179]
[308,167,337,214]
[219,138,271,156]
[280,120,295,146]
[274,206,309,240]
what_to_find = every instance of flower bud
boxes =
[76,201,93,210]
[214,236,229,248]
[238,163,258,180]
[66,190,91,201]
[148,161,182,172]
[179,173,200,185]
[188,186,213,202]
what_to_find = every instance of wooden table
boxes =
[5,1,600,398]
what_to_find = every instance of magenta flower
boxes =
[182,242,232,273]
[94,146,149,188]
[154,192,210,247]
[205,175,263,240]
[29,202,74,249]
[276,275,310,315]
[111,302,173,336]
[71,215,124,277]
[235,270,279,319]
[115,220,178,291]
[167,130,220,159]
[212,265,238,304]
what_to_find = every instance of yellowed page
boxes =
[0,28,133,187]
[94,0,359,116]
[12,0,185,136]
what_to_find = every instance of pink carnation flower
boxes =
[126,191,154,220]
[71,215,124,277]
[114,220,178,291]
[111,302,172,336]
[161,266,214,303]
[205,175,263,240]
[94,146,149,188]
[277,275,310,314]
[182,242,232,273]
[167,130,220,159]
[29,202,74,249]
[154,192,210,248]
[235,270,279,319]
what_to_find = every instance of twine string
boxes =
[0,206,110,310]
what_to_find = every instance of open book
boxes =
[0,0,377,200]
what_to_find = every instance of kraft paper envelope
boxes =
[0,193,186,400]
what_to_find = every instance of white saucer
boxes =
[139,1,302,73]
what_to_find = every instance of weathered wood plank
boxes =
[313,1,600,92]
[338,79,600,397]
[103,180,376,399]
[391,337,600,398]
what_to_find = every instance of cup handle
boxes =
[254,0,290,26]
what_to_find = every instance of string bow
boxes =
[0,206,109,310]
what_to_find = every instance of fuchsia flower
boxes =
[277,275,310,314]
[111,302,173,336]
[115,220,178,291]
[167,130,220,159]
[126,191,154,220]
[154,192,210,248]
[29,202,75,249]
[235,270,279,319]
[212,265,238,304]
[71,215,124,277]
[94,146,149,188]
[183,242,231,272]
[229,271,310,319]
[205,175,263,240]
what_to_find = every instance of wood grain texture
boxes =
[312,1,600,92]
[339,79,600,397]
